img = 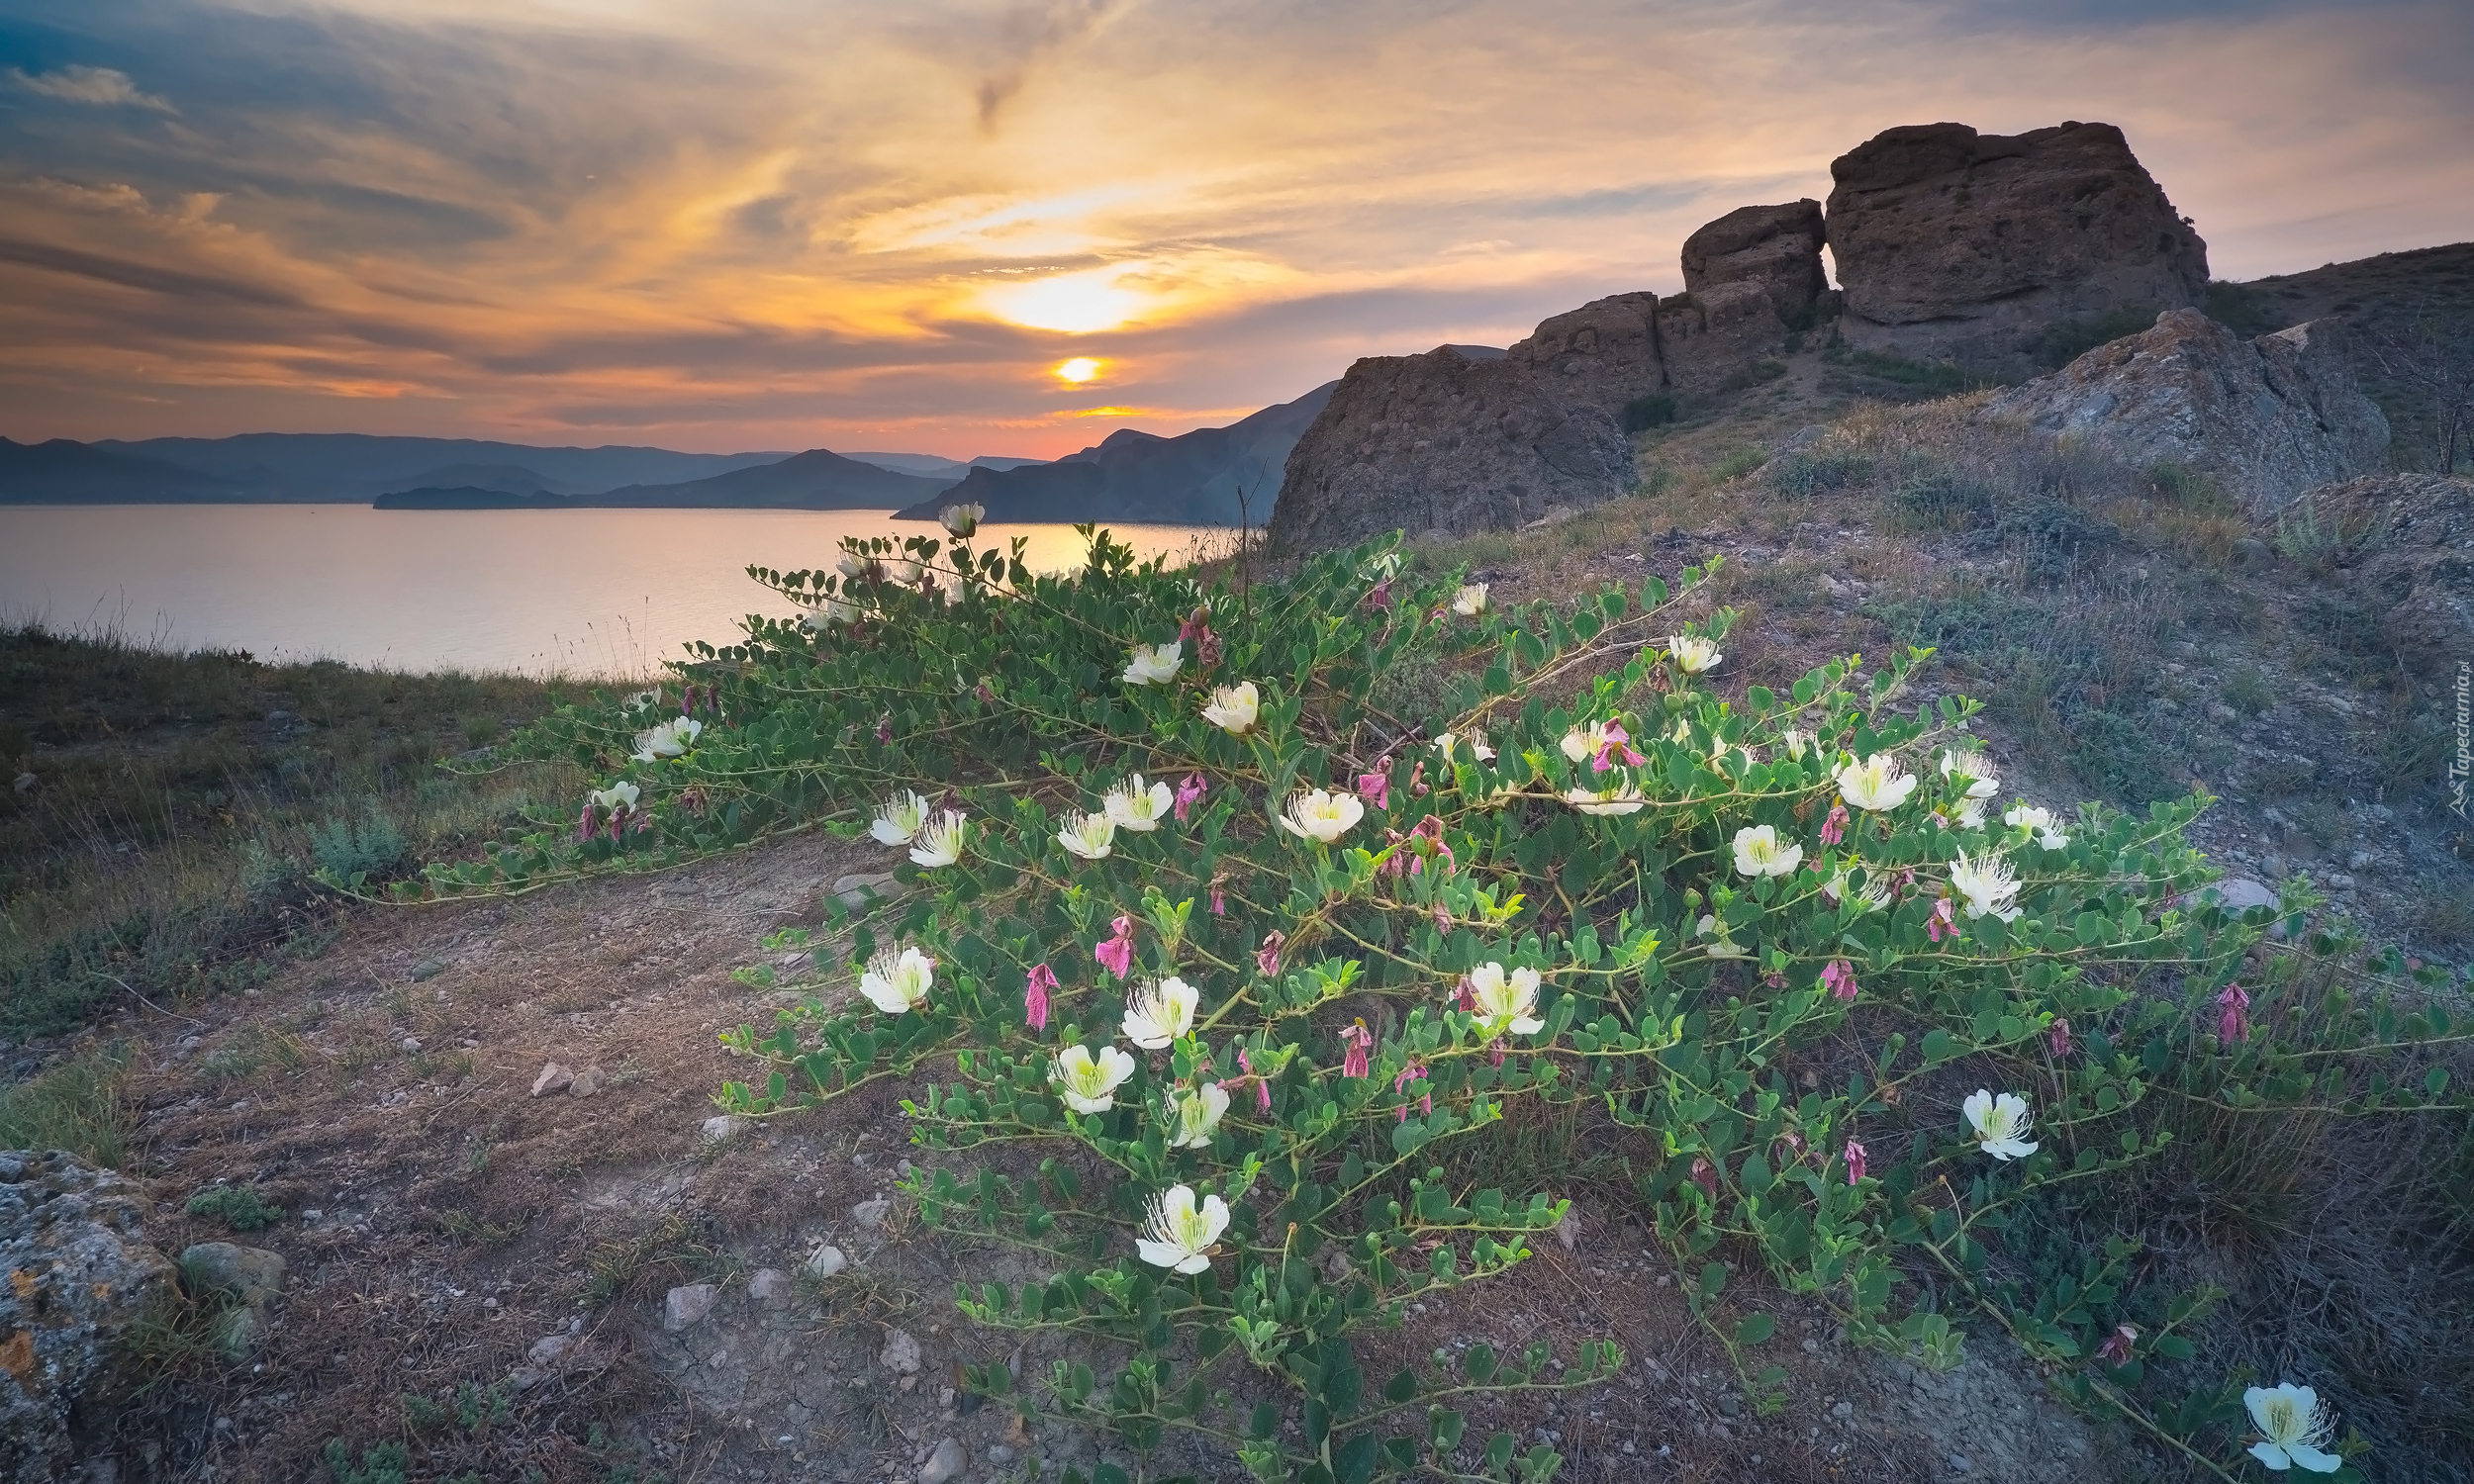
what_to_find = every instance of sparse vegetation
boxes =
[0,1043,133,1165]
[184,1182,286,1232]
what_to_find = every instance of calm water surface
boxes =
[0,507,1224,677]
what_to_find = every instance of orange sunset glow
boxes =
[2,2,2471,458]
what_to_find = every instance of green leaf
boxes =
[1734,1312,1775,1346]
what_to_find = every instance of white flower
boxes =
[1940,750,1999,802]
[1949,847,2022,921]
[1278,788,1364,844]
[1564,783,1646,816]
[1961,1088,2039,1160]
[1168,1083,1230,1150]
[1780,728,1813,761]
[870,789,931,846]
[1104,775,1174,833]
[859,946,934,1015]
[1052,1043,1138,1114]
[1360,551,1403,581]
[802,596,861,630]
[940,503,985,537]
[1121,641,1184,687]
[1122,975,1199,1050]
[1057,809,1118,861]
[1834,753,1918,812]
[1135,1183,1229,1274]
[1668,634,1723,674]
[1696,914,1751,958]
[1453,583,1489,615]
[1559,720,1621,764]
[589,781,639,811]
[908,809,967,869]
[835,552,869,581]
[1466,962,1545,1035]
[878,556,923,586]
[2003,804,2071,850]
[1823,865,1891,912]
[1952,799,1988,830]
[2244,1383,2343,1473]
[630,717,702,763]
[1201,682,1259,734]
[1732,825,1804,879]
[1434,730,1494,762]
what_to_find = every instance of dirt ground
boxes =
[62,824,2188,1484]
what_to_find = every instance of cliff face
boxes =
[1826,122,2210,376]
[1269,347,1633,554]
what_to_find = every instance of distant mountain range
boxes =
[3,394,1339,525]
[893,383,1339,526]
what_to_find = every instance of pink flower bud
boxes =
[1174,772,1208,823]
[1094,915,1134,980]
[2215,982,2250,1044]
[1820,803,1850,847]
[1358,771,1389,809]
[577,802,596,843]
[1844,1139,1867,1184]
[2047,1018,2072,1058]
[1340,1021,1373,1079]
[1821,959,1857,1002]
[1024,964,1058,1033]
[1927,896,1958,944]
[1691,1157,1719,1198]
[1364,577,1392,611]
[1255,930,1285,978]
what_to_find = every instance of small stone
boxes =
[527,1333,577,1367]
[879,1328,922,1373]
[918,1438,967,1484]
[530,1064,573,1097]
[399,1037,423,1054]
[1832,1401,1855,1420]
[568,1067,605,1098]
[664,1282,719,1331]
[988,1444,1017,1465]
[180,1243,288,1308]
[831,872,902,908]
[748,1268,795,1305]
[1554,1206,1580,1252]
[1950,1454,1971,1473]
[1716,1393,1742,1418]
[11,773,33,793]
[701,1115,747,1143]
[851,1197,891,1230]
[805,1245,848,1279]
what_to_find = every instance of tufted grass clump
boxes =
[424,525,2468,1483]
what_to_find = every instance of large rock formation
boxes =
[1270,345,1634,553]
[1681,200,1829,327]
[1656,281,1795,396]
[0,1152,177,1477]
[2305,474,2474,665]
[1505,293,1665,422]
[1980,309,2389,513]
[1827,122,2210,375]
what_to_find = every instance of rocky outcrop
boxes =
[1681,200,1829,327]
[0,1152,177,1477]
[1270,345,1634,553]
[1827,122,2210,375]
[1981,310,2389,513]
[1657,281,1794,396]
[2304,474,2474,663]
[1506,293,1665,422]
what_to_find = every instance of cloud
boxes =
[9,63,173,111]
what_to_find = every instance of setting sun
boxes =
[1055,357,1103,384]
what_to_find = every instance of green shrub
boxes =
[1893,468,1999,526]
[1619,394,1676,432]
[308,803,407,884]
[421,527,2460,1481]
[2223,665,2277,716]
[1711,447,1768,481]
[322,1440,409,1484]
[1770,448,1875,497]
[185,1183,286,1232]
[0,1046,132,1165]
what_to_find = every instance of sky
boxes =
[3,0,2471,458]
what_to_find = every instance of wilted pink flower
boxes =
[1926,896,1958,944]
[1407,814,1454,877]
[1409,760,1430,796]
[1340,1021,1374,1078]
[1236,1049,1271,1112]
[1821,959,1857,1001]
[1178,605,1221,671]
[1590,722,1648,773]
[1433,903,1453,934]
[1209,880,1226,916]
[2047,1018,2072,1058]
[1393,1062,1432,1122]
[1174,772,1208,823]
[1454,974,1475,1013]
[1844,1140,1867,1184]
[1690,1157,1719,1199]
[2098,1325,2138,1365]
[606,811,623,843]
[1364,578,1393,611]
[1820,803,1850,846]
[1358,770,1390,809]
[577,801,596,843]
[1024,964,1058,1032]
[1094,915,1134,980]
[1255,930,1285,978]
[976,681,996,706]
[876,715,893,745]
[2215,982,2250,1045]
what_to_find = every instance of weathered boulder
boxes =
[1827,121,2209,374]
[179,1240,287,1356]
[1658,281,1793,396]
[1981,310,2389,513]
[2303,474,2474,664]
[1506,293,1665,421]
[1681,200,1829,327]
[1,1152,178,1477]
[1271,346,1634,554]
